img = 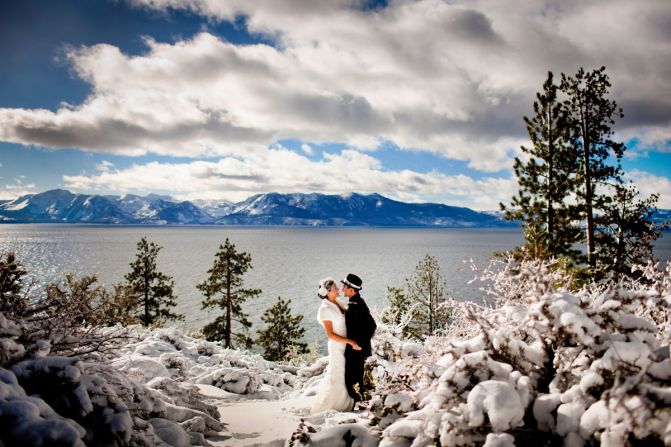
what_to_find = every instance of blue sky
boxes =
[0,0,669,210]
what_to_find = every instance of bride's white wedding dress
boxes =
[310,299,354,414]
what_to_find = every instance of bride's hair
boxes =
[318,277,336,299]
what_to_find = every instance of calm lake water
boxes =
[1,225,669,346]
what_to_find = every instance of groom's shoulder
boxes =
[351,294,370,308]
[347,295,362,308]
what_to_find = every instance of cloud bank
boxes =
[62,146,518,210]
[1,0,669,165]
[1,0,669,208]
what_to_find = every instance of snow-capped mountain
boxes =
[0,189,213,224]
[220,192,513,227]
[116,193,214,224]
[0,189,129,223]
[191,199,234,219]
[3,189,668,227]
[0,189,512,226]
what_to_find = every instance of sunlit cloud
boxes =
[0,179,37,200]
[62,147,516,210]
[0,0,667,176]
[96,160,114,172]
[627,170,671,209]
[300,144,313,155]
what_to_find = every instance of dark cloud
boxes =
[446,9,504,45]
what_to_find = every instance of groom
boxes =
[341,273,377,406]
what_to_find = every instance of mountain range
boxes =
[2,189,667,228]
[0,189,516,227]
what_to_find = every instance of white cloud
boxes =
[0,0,668,172]
[63,147,517,210]
[300,144,313,155]
[96,160,114,172]
[0,179,37,200]
[620,126,671,153]
[627,170,671,209]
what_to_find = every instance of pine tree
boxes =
[97,284,141,327]
[594,182,662,277]
[125,237,182,327]
[502,66,663,279]
[501,71,582,260]
[256,297,307,362]
[197,238,260,348]
[45,274,100,326]
[560,67,625,269]
[0,251,29,316]
[382,254,451,340]
[380,286,420,339]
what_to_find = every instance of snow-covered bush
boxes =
[293,259,670,447]
[0,313,229,446]
[0,253,230,446]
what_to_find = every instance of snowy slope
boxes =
[1,259,669,446]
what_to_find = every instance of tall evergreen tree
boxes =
[197,238,260,348]
[501,71,581,260]
[560,67,625,268]
[256,297,307,362]
[503,66,663,279]
[125,237,182,327]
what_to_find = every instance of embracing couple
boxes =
[311,274,377,414]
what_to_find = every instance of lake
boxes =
[1,225,669,346]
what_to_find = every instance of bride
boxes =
[310,277,361,414]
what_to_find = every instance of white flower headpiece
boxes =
[318,277,336,298]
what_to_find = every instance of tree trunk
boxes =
[144,260,150,327]
[584,158,595,268]
[547,107,555,254]
[428,276,434,336]
[580,102,596,268]
[226,267,232,349]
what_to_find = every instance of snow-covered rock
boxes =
[359,259,671,447]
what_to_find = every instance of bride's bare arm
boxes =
[322,320,361,350]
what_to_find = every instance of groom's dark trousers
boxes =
[344,293,377,402]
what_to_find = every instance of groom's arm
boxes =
[348,303,367,344]
[362,303,376,339]
[351,302,376,342]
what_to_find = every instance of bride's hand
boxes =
[350,340,362,351]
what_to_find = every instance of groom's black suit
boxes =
[344,292,377,402]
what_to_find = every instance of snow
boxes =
[208,395,311,446]
[0,367,86,446]
[593,341,652,370]
[580,400,609,439]
[466,380,525,432]
[2,258,671,446]
[533,394,560,431]
[556,401,585,437]
[579,371,604,394]
[5,199,29,211]
[483,433,516,447]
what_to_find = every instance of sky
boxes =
[0,0,670,210]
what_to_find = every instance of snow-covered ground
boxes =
[2,259,670,446]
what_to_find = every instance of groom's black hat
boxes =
[341,273,362,290]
